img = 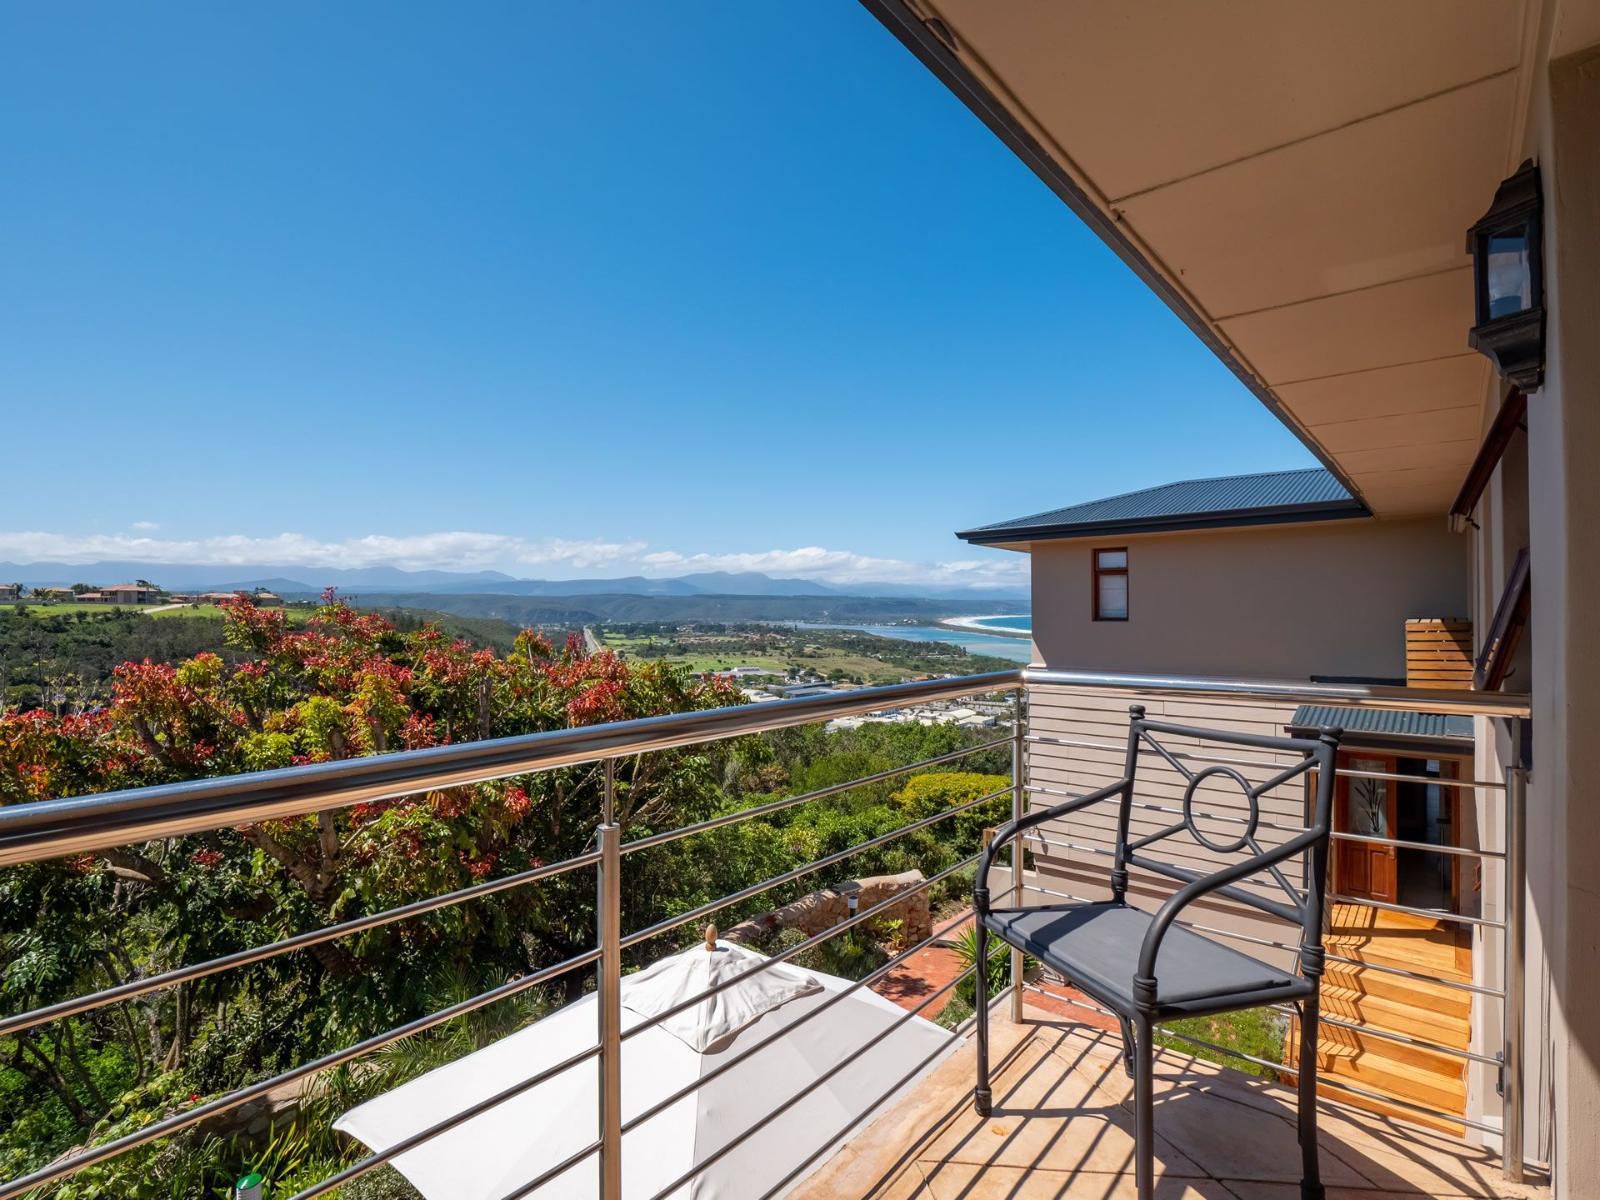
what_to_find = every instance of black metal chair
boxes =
[973,705,1342,1200]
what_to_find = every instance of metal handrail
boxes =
[0,670,1023,865]
[1022,667,1531,717]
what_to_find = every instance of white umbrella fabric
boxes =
[334,939,956,1200]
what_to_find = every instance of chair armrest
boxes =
[1134,826,1323,983]
[974,777,1130,914]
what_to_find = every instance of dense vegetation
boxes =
[0,596,1011,1196]
[0,606,532,713]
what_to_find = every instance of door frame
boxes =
[1332,751,1400,903]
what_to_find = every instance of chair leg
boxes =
[973,922,992,1117]
[1298,993,1325,1200]
[1133,1013,1154,1200]
[1118,1016,1137,1078]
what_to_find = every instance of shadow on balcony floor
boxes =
[790,1008,1548,1200]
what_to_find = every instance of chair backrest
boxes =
[1110,705,1343,955]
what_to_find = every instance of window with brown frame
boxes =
[1092,548,1128,621]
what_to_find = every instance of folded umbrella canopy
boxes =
[334,939,956,1199]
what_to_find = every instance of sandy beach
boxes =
[936,614,1030,638]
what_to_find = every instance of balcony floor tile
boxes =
[790,1009,1548,1200]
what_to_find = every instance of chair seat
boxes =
[983,901,1313,1017]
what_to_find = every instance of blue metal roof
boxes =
[1289,706,1473,743]
[957,468,1367,544]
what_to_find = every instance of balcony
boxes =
[792,1012,1537,1199]
[0,668,1542,1200]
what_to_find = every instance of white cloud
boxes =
[0,529,1024,589]
[640,546,1026,588]
[130,520,160,531]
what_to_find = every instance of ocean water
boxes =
[793,622,1034,664]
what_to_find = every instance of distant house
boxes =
[32,586,74,601]
[253,591,285,607]
[76,592,105,603]
[958,467,1465,681]
[103,583,162,605]
[0,584,20,601]
[200,592,240,604]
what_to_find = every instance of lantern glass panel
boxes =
[1486,231,1532,319]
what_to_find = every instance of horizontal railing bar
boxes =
[1322,951,1505,998]
[648,964,976,1200]
[625,905,975,1134]
[1028,736,1505,791]
[499,1139,605,1200]
[1024,871,1504,998]
[1140,1021,1498,1135]
[0,671,1022,865]
[1336,767,1504,791]
[622,736,1011,854]
[288,1044,603,1199]
[1023,667,1531,718]
[1021,883,1300,953]
[1330,830,1503,859]
[1024,784,1312,832]
[623,786,1008,949]
[1327,893,1503,929]
[621,852,980,1043]
[0,849,602,1041]
[1026,982,1496,1136]
[760,997,971,1200]
[1307,1011,1502,1067]
[0,947,602,1200]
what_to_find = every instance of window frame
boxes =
[1092,547,1129,622]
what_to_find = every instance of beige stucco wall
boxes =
[1027,517,1467,680]
[1521,39,1600,1194]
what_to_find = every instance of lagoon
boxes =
[790,621,1034,664]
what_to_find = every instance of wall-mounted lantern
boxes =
[1466,160,1544,390]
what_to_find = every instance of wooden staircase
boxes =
[1287,903,1474,1132]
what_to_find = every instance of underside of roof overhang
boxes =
[864,1,1550,517]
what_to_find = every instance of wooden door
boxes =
[1335,754,1399,903]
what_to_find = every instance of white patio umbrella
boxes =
[334,937,956,1200]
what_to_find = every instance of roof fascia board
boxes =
[956,502,1370,546]
[857,0,1370,506]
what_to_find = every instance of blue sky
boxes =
[1,3,1312,588]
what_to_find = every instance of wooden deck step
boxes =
[1283,904,1475,1128]
[1289,1025,1466,1113]
[1317,984,1470,1047]
[1321,960,1474,1016]
[1325,903,1472,980]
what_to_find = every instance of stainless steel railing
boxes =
[0,665,1534,1197]
[0,670,1023,1200]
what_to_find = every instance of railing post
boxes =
[1501,718,1525,1183]
[597,757,623,1200]
[1009,686,1026,1023]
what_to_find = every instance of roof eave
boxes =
[858,0,1372,509]
[955,500,1371,547]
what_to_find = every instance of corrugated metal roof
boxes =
[957,467,1367,544]
[1289,706,1473,742]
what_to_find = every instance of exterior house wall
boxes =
[1519,40,1600,1191]
[1027,518,1467,681]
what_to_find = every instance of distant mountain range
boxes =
[0,561,1028,607]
